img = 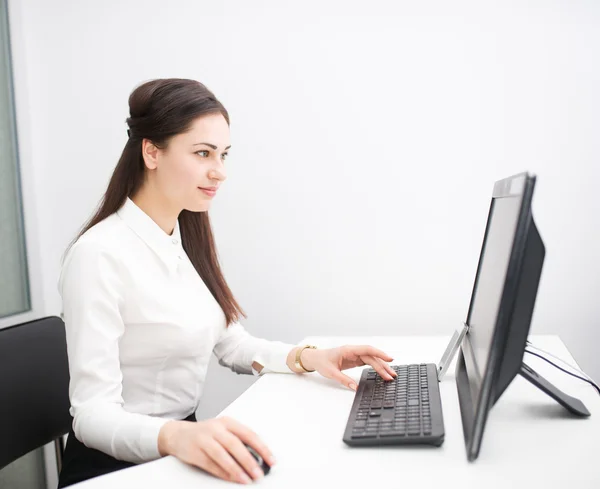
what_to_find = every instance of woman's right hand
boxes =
[158,415,275,484]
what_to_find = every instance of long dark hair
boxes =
[65,78,246,327]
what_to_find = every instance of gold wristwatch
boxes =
[295,345,317,372]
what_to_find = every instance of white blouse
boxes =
[58,197,297,463]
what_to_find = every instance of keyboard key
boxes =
[380,431,406,437]
[352,433,377,439]
[369,411,381,417]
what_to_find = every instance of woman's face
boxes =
[142,112,230,213]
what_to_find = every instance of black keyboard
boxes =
[342,363,445,446]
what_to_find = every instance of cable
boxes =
[524,348,600,395]
[524,349,600,396]
[526,341,594,383]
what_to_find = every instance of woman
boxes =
[57,78,397,487]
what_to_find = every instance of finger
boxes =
[375,356,398,378]
[329,369,359,391]
[221,417,276,467]
[352,345,394,362]
[216,430,264,481]
[204,438,252,485]
[193,450,237,483]
[362,355,396,380]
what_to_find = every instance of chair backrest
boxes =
[0,315,71,470]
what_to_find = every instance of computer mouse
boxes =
[243,443,271,476]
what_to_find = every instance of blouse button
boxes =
[172,239,178,245]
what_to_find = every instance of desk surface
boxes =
[72,335,600,488]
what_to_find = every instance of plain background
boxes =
[4,3,599,486]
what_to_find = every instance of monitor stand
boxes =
[437,324,591,417]
[519,362,590,417]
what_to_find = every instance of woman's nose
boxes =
[209,168,226,182]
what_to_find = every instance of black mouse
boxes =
[244,443,271,476]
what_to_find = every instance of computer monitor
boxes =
[454,172,590,462]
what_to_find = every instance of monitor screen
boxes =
[464,180,525,393]
[456,172,544,461]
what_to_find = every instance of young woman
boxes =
[56,78,397,487]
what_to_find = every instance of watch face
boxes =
[296,345,316,372]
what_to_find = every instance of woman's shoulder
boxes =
[58,214,134,300]
[63,214,128,265]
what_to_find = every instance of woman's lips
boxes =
[199,187,217,197]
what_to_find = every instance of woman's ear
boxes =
[141,139,160,170]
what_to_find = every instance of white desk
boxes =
[71,335,600,488]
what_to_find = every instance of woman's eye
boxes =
[195,150,228,161]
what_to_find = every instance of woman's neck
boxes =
[131,187,180,236]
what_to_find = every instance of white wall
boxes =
[8,0,600,428]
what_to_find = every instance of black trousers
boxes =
[57,412,197,488]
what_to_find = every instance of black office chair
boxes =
[0,315,71,474]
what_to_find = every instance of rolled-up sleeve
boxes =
[59,240,170,463]
[212,321,297,376]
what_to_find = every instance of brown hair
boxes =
[65,78,246,327]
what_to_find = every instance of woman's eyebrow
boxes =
[192,142,231,150]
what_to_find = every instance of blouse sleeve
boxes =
[59,239,170,463]
[212,320,297,376]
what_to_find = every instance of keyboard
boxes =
[342,363,445,446]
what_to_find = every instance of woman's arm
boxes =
[59,239,170,463]
[212,321,299,376]
[251,346,318,374]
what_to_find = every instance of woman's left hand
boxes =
[301,345,397,391]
